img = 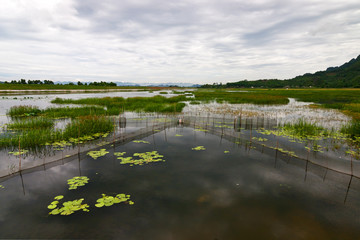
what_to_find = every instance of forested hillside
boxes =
[202,55,360,88]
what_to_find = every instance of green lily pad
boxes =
[192,146,206,151]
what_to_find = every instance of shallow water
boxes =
[0,127,359,239]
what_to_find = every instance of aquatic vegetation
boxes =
[119,151,165,166]
[175,134,183,137]
[114,152,126,157]
[192,146,206,151]
[87,149,109,160]
[194,128,208,132]
[0,185,4,189]
[252,137,268,142]
[133,140,150,144]
[281,119,326,139]
[8,150,28,156]
[42,106,108,118]
[341,120,360,139]
[48,197,90,215]
[215,125,233,129]
[7,117,54,130]
[0,116,112,150]
[67,176,90,190]
[7,105,41,118]
[95,193,134,208]
[62,116,113,139]
[51,95,187,113]
[224,150,230,154]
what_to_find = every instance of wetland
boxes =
[0,88,359,239]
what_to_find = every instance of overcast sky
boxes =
[0,0,359,84]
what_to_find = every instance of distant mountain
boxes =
[204,55,360,88]
[115,82,199,87]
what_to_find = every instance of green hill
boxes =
[203,55,360,88]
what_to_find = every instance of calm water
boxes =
[0,127,359,239]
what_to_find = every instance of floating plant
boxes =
[175,134,183,137]
[224,150,230,154]
[114,152,126,157]
[192,146,206,151]
[87,149,109,160]
[0,185,4,189]
[67,176,89,190]
[194,128,208,132]
[95,193,134,208]
[48,197,89,216]
[118,151,165,166]
[8,150,28,156]
[132,140,150,144]
[252,137,268,142]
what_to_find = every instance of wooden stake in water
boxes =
[18,136,21,171]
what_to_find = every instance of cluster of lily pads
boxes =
[95,193,134,208]
[132,140,150,144]
[48,175,134,216]
[117,151,165,166]
[8,150,29,156]
[67,176,90,190]
[87,149,109,160]
[0,185,4,189]
[48,195,90,215]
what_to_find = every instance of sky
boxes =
[0,0,359,84]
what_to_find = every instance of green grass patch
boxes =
[7,117,54,130]
[0,116,113,150]
[51,95,187,113]
[7,105,41,117]
[280,119,327,139]
[341,120,360,139]
[43,106,108,118]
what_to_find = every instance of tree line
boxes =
[1,79,117,86]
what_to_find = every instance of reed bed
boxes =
[0,116,113,149]
[7,105,41,117]
[42,106,108,118]
[7,117,54,130]
[51,95,187,113]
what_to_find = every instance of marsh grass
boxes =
[0,116,113,149]
[281,119,327,139]
[51,95,187,113]
[341,120,360,138]
[62,116,113,139]
[7,105,41,117]
[7,117,54,130]
[43,106,108,118]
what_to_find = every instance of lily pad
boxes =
[192,146,206,151]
